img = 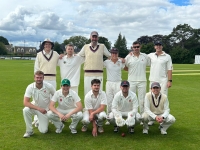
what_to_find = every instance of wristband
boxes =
[168,80,172,82]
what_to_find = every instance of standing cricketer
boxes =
[124,41,150,117]
[23,71,55,138]
[78,31,111,96]
[104,48,125,125]
[58,44,84,94]
[142,82,176,134]
[148,41,173,96]
[47,79,83,134]
[81,79,107,137]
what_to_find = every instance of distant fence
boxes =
[0,57,36,60]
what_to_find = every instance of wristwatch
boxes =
[168,80,172,82]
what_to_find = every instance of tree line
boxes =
[1,24,200,64]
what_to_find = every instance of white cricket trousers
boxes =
[23,107,49,133]
[106,81,121,115]
[142,112,176,131]
[82,109,106,127]
[47,109,83,129]
[84,76,103,96]
[129,81,146,115]
[108,112,141,127]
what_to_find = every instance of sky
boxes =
[0,0,200,49]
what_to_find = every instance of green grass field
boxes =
[0,60,200,150]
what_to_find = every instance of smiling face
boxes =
[120,85,129,94]
[44,42,52,52]
[90,35,98,46]
[154,44,163,54]
[151,86,161,96]
[66,46,74,56]
[132,44,141,54]
[34,74,44,85]
[61,84,70,94]
[91,83,100,93]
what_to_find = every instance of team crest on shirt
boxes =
[63,61,66,64]
[129,99,132,102]
[60,98,62,101]
[44,90,46,93]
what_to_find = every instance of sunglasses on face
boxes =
[133,46,140,48]
[155,44,162,46]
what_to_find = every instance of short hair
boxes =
[91,79,101,85]
[65,43,74,49]
[132,41,140,45]
[34,70,44,76]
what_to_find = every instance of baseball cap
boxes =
[61,79,70,86]
[151,82,161,88]
[110,48,119,53]
[154,41,162,45]
[90,31,98,36]
[121,80,130,87]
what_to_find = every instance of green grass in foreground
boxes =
[0,60,200,150]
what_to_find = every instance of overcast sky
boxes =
[0,0,199,49]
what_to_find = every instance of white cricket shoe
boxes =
[23,131,34,138]
[98,126,104,133]
[69,126,77,134]
[161,129,167,135]
[105,120,110,125]
[55,123,65,133]
[143,129,148,134]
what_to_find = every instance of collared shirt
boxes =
[24,82,55,110]
[58,55,84,86]
[144,92,170,119]
[104,59,125,82]
[84,90,107,110]
[148,51,173,82]
[51,89,81,110]
[125,52,150,81]
[112,90,138,115]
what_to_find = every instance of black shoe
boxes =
[128,127,134,134]
[114,126,119,133]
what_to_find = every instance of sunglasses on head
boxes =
[133,46,140,48]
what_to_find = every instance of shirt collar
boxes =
[43,50,52,55]
[151,92,161,99]
[119,90,131,98]
[154,51,166,56]
[89,90,102,97]
[58,89,72,97]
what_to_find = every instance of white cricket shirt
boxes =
[51,89,81,110]
[148,52,173,82]
[125,53,150,81]
[104,59,125,82]
[58,55,84,86]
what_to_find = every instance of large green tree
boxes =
[63,36,88,52]
[98,36,111,50]
[0,42,7,55]
[114,33,129,58]
[54,41,64,54]
[0,36,9,45]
